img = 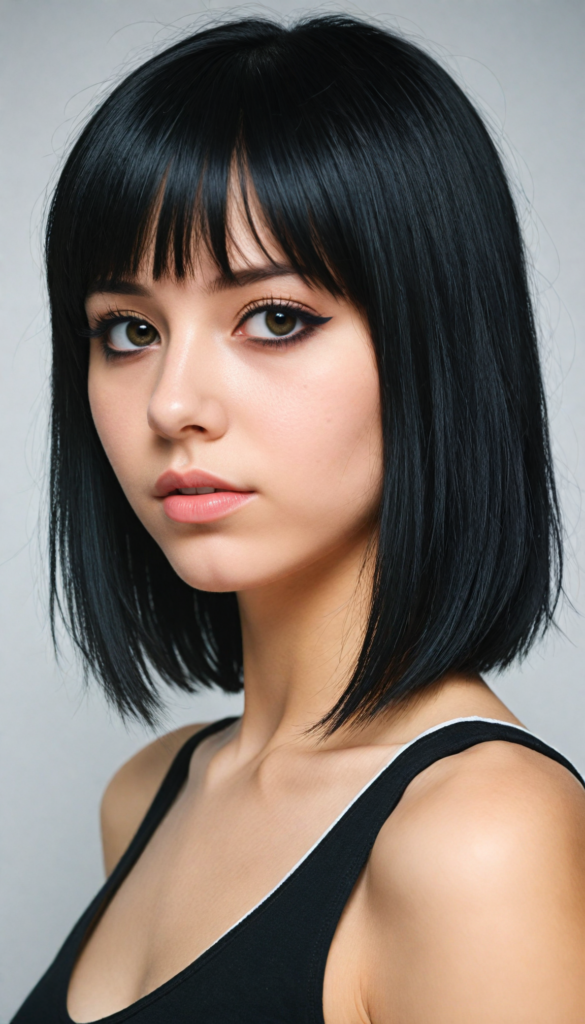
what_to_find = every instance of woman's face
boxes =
[86,219,382,593]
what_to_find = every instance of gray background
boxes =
[1,0,584,1018]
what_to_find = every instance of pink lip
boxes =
[154,468,256,525]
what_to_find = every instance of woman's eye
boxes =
[108,320,159,351]
[244,309,303,339]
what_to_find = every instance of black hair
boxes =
[46,14,562,728]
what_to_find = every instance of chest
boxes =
[67,762,381,1023]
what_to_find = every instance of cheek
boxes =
[247,348,383,523]
[87,357,146,488]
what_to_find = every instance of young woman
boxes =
[12,14,585,1024]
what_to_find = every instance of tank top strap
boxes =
[66,717,239,946]
[108,717,239,887]
[306,717,584,896]
[198,717,583,1024]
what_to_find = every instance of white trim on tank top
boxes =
[194,715,538,954]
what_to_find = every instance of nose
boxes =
[147,331,228,442]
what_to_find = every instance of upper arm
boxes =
[100,723,207,876]
[364,742,585,1024]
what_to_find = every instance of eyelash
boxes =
[81,311,151,360]
[82,301,330,359]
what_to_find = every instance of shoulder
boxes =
[369,738,585,896]
[100,722,207,875]
[364,739,585,1020]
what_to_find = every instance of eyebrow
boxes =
[86,263,301,299]
[210,263,300,292]
[87,280,150,298]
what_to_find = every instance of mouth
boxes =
[172,486,221,495]
[154,469,256,524]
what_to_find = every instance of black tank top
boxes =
[11,716,584,1024]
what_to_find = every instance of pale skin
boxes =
[67,211,585,1023]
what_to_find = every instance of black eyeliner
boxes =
[235,300,331,332]
[79,312,150,339]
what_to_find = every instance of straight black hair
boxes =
[47,14,562,728]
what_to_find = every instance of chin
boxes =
[159,538,283,594]
[159,530,342,595]
[146,509,369,595]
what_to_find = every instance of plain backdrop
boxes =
[1,0,584,1017]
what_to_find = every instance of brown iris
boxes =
[265,310,298,336]
[125,321,158,346]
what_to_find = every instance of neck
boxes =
[235,529,375,756]
[230,532,517,763]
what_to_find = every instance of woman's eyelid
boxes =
[235,298,331,333]
[87,308,158,334]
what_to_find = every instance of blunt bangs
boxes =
[47,15,563,727]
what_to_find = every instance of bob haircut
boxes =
[47,14,562,729]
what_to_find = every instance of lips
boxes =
[154,467,247,497]
[154,468,256,524]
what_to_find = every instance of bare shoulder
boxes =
[364,739,585,1022]
[100,723,208,875]
[369,738,585,895]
